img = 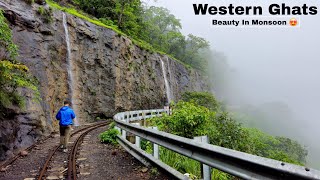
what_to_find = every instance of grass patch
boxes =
[160,147,231,180]
[99,129,119,145]
[46,0,122,33]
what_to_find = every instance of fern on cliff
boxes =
[0,10,18,60]
[0,10,39,113]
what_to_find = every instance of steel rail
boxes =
[66,122,110,180]
[0,135,52,170]
[37,121,109,180]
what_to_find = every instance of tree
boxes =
[74,0,117,19]
[181,34,210,70]
[75,0,143,38]
[209,112,250,152]
[275,137,308,164]
[245,128,307,165]
[140,6,210,70]
[114,0,143,38]
[141,6,183,51]
[116,0,131,27]
[181,91,220,111]
[72,1,211,71]
[166,31,185,57]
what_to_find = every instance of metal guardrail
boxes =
[114,109,320,180]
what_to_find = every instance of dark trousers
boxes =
[59,125,71,148]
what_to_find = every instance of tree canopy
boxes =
[64,0,210,71]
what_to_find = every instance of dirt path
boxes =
[77,127,170,180]
[0,132,61,180]
[0,124,171,180]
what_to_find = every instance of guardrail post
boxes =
[194,136,211,180]
[122,129,126,139]
[122,113,129,139]
[153,127,159,159]
[142,111,146,126]
[135,123,141,148]
[115,114,122,134]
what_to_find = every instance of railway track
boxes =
[37,121,110,180]
[0,133,53,171]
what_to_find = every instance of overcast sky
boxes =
[143,0,320,168]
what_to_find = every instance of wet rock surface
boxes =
[0,0,209,161]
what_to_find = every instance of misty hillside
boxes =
[0,0,319,178]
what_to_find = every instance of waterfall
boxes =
[166,56,174,100]
[63,13,72,98]
[63,13,79,126]
[160,57,172,104]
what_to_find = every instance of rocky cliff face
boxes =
[0,0,209,160]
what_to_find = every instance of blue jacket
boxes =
[56,106,76,126]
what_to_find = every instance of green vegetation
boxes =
[99,129,119,145]
[210,112,250,152]
[24,0,34,5]
[246,128,307,165]
[37,6,53,23]
[160,147,229,179]
[37,6,45,15]
[181,91,221,111]
[47,0,209,71]
[152,101,212,138]
[148,91,308,178]
[0,11,18,60]
[159,148,201,178]
[150,167,159,176]
[0,10,39,115]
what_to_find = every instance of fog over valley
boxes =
[144,0,320,168]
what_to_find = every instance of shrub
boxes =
[181,91,221,111]
[209,112,251,152]
[0,10,18,59]
[37,6,53,23]
[150,101,213,138]
[99,18,118,29]
[245,128,307,165]
[140,139,153,154]
[37,7,45,15]
[149,92,307,175]
[109,122,116,129]
[24,0,34,5]
[99,129,119,145]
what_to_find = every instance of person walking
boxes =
[55,100,76,152]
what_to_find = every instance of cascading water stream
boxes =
[166,56,174,100]
[160,57,172,104]
[63,13,79,126]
